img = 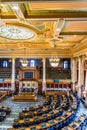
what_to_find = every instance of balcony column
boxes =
[72,58,77,92]
[42,58,46,92]
[11,58,15,92]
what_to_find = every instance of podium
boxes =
[12,67,39,102]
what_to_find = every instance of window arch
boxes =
[3,60,8,68]
[64,61,68,69]
[30,60,35,67]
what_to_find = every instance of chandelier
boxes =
[49,56,60,67]
[20,48,28,67]
[20,58,28,67]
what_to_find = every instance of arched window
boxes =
[30,60,35,67]
[3,60,8,68]
[64,61,68,69]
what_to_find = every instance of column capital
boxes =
[72,57,79,64]
[74,57,79,62]
[77,55,86,62]
[12,57,16,60]
[73,54,86,61]
[42,57,46,62]
[72,57,78,62]
[42,57,46,59]
[81,54,86,58]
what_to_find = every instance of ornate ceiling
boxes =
[0,0,87,58]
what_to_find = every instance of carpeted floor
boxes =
[0,96,87,130]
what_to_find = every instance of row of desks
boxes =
[63,115,86,130]
[8,111,73,130]
[45,91,68,96]
[19,106,52,118]
[20,97,60,119]
[14,109,60,125]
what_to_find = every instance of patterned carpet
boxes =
[0,96,87,130]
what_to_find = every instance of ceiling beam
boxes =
[1,10,87,19]
[26,10,87,19]
[60,32,87,35]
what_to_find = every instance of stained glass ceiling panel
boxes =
[0,26,35,40]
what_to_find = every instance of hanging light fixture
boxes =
[49,38,60,67]
[20,58,28,67]
[20,48,28,67]
[49,56,60,67]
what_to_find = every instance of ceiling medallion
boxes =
[0,26,35,40]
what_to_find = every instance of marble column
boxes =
[83,70,87,106]
[78,56,84,97]
[72,58,77,92]
[85,70,87,106]
[11,58,15,92]
[85,91,87,107]
[85,70,87,90]
[42,58,46,92]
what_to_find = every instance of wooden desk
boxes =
[12,93,37,102]
[0,90,11,96]
[48,119,58,126]
[25,122,50,130]
[53,109,59,114]
[62,126,74,130]
[45,91,67,96]
[0,94,6,101]
[69,122,79,129]
[37,122,50,129]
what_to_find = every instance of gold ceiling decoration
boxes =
[0,1,87,58]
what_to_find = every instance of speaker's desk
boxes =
[12,92,37,102]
